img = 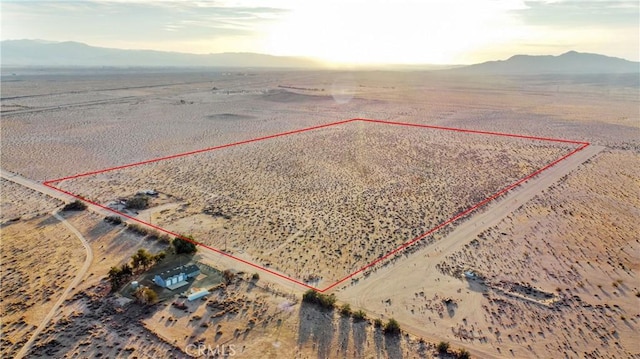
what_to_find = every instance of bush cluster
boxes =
[302,289,336,310]
[437,342,471,359]
[107,248,166,291]
[62,200,87,211]
[125,195,149,210]
[134,286,158,305]
[383,318,401,335]
[339,303,352,317]
[104,215,123,225]
[352,310,367,321]
[127,223,149,236]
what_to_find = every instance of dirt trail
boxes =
[1,169,75,202]
[1,169,118,218]
[1,169,96,358]
[13,212,94,359]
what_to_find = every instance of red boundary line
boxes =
[44,118,589,293]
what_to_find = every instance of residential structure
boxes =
[153,264,200,290]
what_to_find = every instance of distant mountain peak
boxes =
[562,50,579,55]
[452,50,638,75]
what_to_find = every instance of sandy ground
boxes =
[55,119,577,287]
[2,210,439,358]
[13,211,94,359]
[338,147,638,359]
[7,210,178,359]
[0,179,86,358]
[1,69,638,358]
[2,71,637,182]
[0,178,63,223]
[141,278,436,359]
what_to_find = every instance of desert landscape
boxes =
[2,64,639,358]
[52,117,579,288]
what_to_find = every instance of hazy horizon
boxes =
[3,38,639,68]
[2,0,639,66]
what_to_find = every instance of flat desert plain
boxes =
[54,119,577,288]
[1,68,638,358]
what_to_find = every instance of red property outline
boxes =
[43,119,589,293]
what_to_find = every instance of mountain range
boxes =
[450,50,638,75]
[1,40,638,74]
[0,40,320,68]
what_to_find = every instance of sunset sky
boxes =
[2,0,638,65]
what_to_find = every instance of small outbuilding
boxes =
[187,289,210,301]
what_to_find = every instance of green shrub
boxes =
[302,289,336,310]
[373,318,383,328]
[339,303,352,317]
[352,310,367,321]
[383,318,401,335]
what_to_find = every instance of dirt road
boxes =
[336,144,605,358]
[1,169,76,203]
[1,170,96,358]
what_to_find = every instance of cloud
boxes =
[1,0,289,42]
[514,0,639,27]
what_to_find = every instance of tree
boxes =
[153,251,166,264]
[108,263,133,290]
[437,341,450,354]
[108,266,123,287]
[125,195,149,210]
[456,348,471,359]
[131,248,153,270]
[120,263,133,277]
[134,287,158,305]
[173,236,197,254]
[383,318,401,335]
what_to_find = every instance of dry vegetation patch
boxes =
[57,121,577,286]
[1,178,63,223]
[0,216,85,358]
[438,149,639,358]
